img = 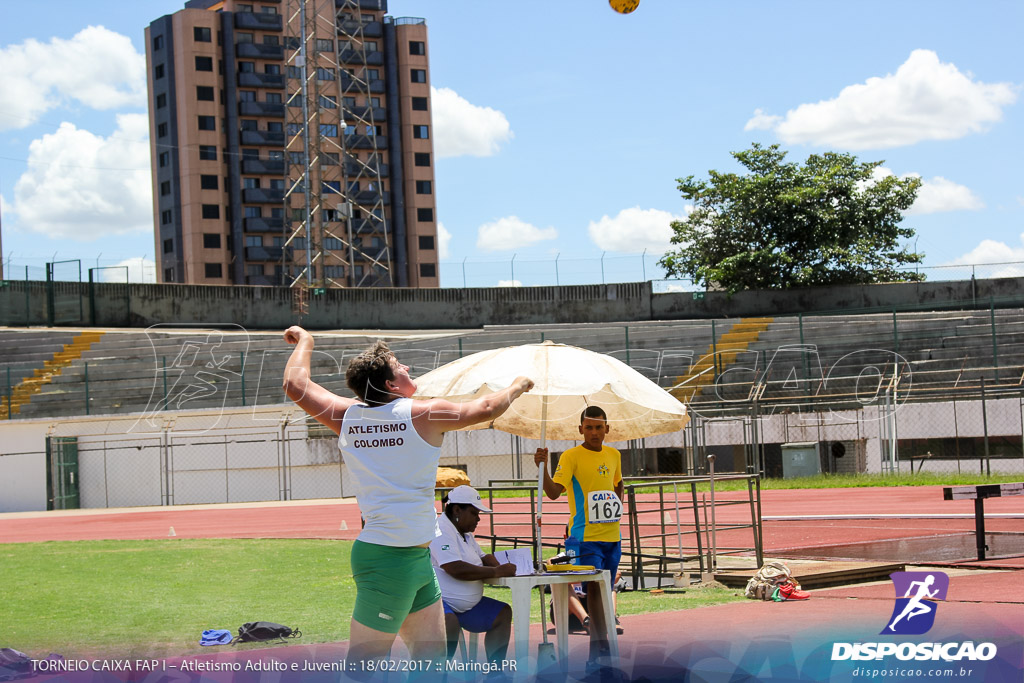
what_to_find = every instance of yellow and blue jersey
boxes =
[552,444,623,543]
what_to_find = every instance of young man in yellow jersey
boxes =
[534,405,623,671]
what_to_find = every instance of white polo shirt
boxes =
[429,513,486,612]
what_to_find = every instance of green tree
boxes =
[659,144,924,292]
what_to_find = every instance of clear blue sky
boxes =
[1,1,1021,287]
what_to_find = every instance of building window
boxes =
[244,206,263,218]
[247,264,264,276]
[261,5,278,14]
[419,263,436,278]
[414,152,430,167]
[324,237,344,250]
[286,123,303,136]
[409,41,425,56]
[324,265,345,279]
[411,96,427,111]
[265,62,281,75]
[163,238,173,253]
[245,236,263,247]
[156,93,167,109]
[417,207,433,222]
[202,204,220,219]
[236,32,254,44]
[196,86,215,101]
[286,65,301,79]
[319,94,337,109]
[204,263,223,278]
[263,34,279,45]
[410,69,426,83]
[322,180,341,195]
[418,235,435,250]
[194,26,212,42]
[242,148,260,160]
[415,180,432,195]
[154,64,165,79]
[243,177,261,189]
[268,178,284,190]
[160,181,171,196]
[157,122,168,138]
[200,175,218,190]
[161,209,172,225]
[319,123,338,137]
[322,152,339,166]
[413,125,429,139]
[266,92,282,103]
[195,55,213,71]
[199,145,217,160]
[203,233,221,249]
[366,68,380,81]
[236,3,253,11]
[238,61,255,73]
[364,41,379,53]
[198,116,216,131]
[322,209,339,222]
[164,268,175,282]
[316,67,335,81]
[316,38,334,52]
[158,151,170,168]
[239,90,257,102]
[266,121,282,132]
[153,35,164,51]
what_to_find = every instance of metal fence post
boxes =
[624,326,630,366]
[990,298,999,381]
[711,320,718,379]
[981,377,991,476]
[5,366,11,419]
[240,351,246,407]
[162,356,168,410]
[84,362,89,416]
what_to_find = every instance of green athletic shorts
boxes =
[350,540,441,634]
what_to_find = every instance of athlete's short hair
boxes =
[346,340,396,406]
[580,405,607,423]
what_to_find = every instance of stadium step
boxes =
[1,331,105,418]
[670,318,774,402]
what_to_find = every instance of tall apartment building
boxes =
[146,0,439,288]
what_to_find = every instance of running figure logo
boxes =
[882,571,949,635]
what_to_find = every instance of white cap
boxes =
[447,485,491,513]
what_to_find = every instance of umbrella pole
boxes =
[536,398,548,572]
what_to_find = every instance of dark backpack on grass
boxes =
[0,648,33,681]
[235,622,301,643]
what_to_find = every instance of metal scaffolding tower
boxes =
[282,0,392,289]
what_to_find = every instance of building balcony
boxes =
[351,190,389,205]
[246,275,276,286]
[344,134,387,150]
[234,12,283,32]
[243,217,284,232]
[242,188,285,203]
[241,158,286,174]
[239,101,285,117]
[240,130,285,146]
[338,49,384,66]
[342,106,386,123]
[245,246,288,261]
[344,161,388,177]
[238,72,285,89]
[351,219,384,234]
[338,20,383,38]
[340,75,385,94]
[236,42,284,60]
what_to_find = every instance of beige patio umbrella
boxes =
[414,341,689,569]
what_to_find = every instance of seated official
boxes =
[429,486,516,665]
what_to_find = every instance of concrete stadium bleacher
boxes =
[2,307,1023,420]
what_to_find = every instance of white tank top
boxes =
[339,398,442,547]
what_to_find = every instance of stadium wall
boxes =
[3,277,1024,329]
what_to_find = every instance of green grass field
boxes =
[1,539,743,658]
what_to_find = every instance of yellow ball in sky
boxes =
[609,0,640,14]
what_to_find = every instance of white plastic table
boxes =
[486,569,619,679]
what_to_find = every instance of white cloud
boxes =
[436,221,452,260]
[0,26,146,131]
[497,279,522,287]
[950,236,1024,277]
[869,166,984,216]
[13,114,153,241]
[908,176,984,215]
[587,206,688,253]
[476,216,557,251]
[101,257,157,283]
[431,86,513,158]
[746,50,1018,149]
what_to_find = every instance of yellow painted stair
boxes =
[670,318,773,402]
[1,331,105,418]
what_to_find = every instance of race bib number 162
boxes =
[587,490,622,524]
